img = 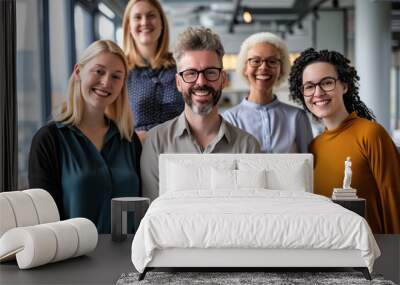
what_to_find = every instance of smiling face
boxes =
[74,52,125,113]
[302,62,348,121]
[129,1,162,49]
[244,42,281,94]
[176,50,226,116]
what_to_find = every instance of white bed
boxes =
[131,154,380,280]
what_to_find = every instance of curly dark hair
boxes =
[289,48,375,121]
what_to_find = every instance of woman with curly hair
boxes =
[289,48,400,234]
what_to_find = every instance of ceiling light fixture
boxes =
[242,10,253,24]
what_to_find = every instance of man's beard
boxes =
[182,85,222,116]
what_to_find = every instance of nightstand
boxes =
[111,197,150,242]
[332,198,366,218]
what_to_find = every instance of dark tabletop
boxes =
[0,235,134,285]
[1,234,398,284]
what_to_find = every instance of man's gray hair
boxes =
[174,26,225,67]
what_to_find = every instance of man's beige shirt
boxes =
[140,112,261,201]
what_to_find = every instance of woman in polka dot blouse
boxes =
[122,0,184,142]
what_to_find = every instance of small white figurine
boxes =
[342,157,352,189]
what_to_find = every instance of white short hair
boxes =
[237,32,290,87]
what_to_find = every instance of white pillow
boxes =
[238,158,309,191]
[211,168,236,190]
[167,162,208,191]
[166,160,235,192]
[237,169,267,189]
[266,167,307,191]
[211,169,267,190]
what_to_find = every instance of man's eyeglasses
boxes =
[178,68,222,83]
[301,77,338,97]
[247,57,281,68]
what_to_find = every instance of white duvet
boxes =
[131,190,380,273]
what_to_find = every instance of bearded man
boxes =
[140,26,260,201]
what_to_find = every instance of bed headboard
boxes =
[159,154,314,195]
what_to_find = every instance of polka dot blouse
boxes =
[127,66,184,131]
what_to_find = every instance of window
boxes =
[96,14,115,41]
[50,0,73,112]
[95,2,120,42]
[75,3,93,58]
[116,26,123,48]
[16,0,45,188]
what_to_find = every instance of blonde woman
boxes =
[122,0,184,142]
[28,40,141,233]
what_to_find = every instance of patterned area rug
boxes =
[117,271,396,285]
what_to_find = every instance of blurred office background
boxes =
[1,0,399,190]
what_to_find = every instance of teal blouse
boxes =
[56,122,141,233]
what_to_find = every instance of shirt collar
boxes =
[55,118,119,140]
[55,121,79,133]
[174,112,191,138]
[241,95,281,110]
[173,112,232,145]
[218,118,233,144]
[104,120,119,142]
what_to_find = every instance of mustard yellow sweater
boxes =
[310,113,400,234]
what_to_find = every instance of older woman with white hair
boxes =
[222,32,313,153]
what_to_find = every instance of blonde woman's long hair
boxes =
[122,0,175,70]
[55,40,135,141]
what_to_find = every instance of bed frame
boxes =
[138,154,372,281]
[139,248,371,280]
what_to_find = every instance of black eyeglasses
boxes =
[301,77,338,97]
[247,57,281,68]
[178,68,222,83]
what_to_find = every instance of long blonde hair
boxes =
[122,0,175,70]
[55,40,135,141]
